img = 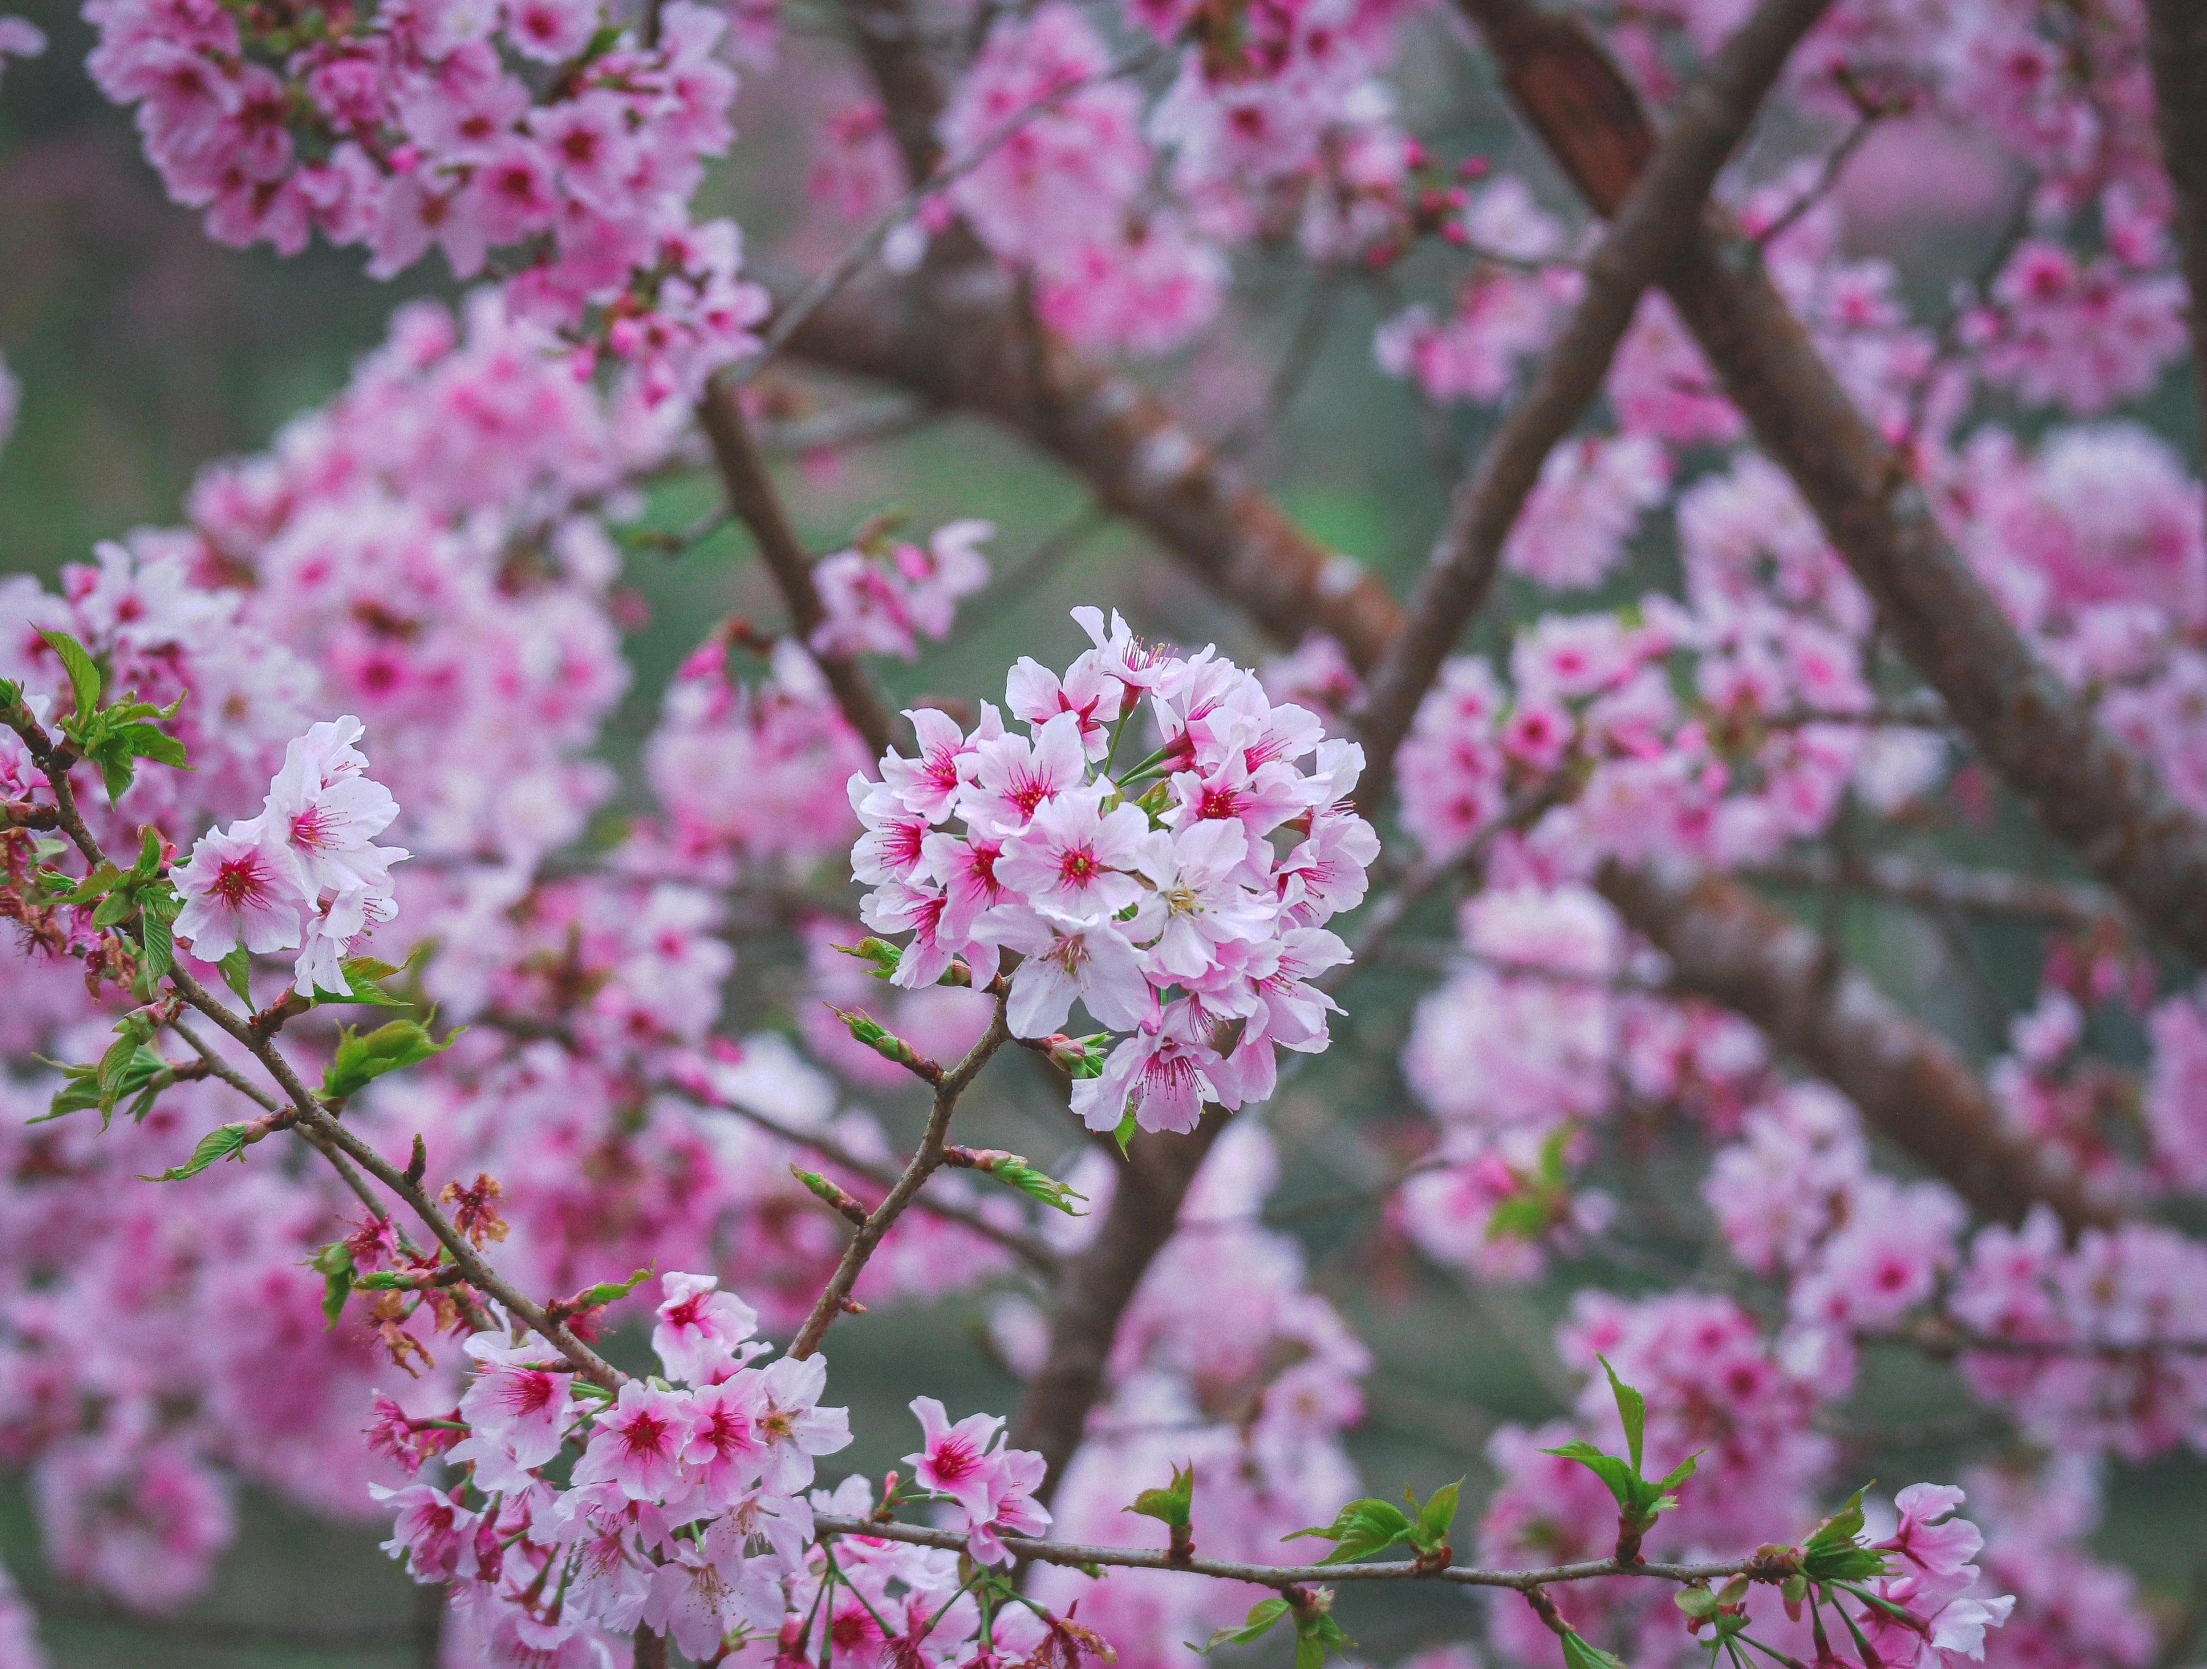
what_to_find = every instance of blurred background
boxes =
[3,0,2204,1659]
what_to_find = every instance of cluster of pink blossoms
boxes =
[851,607,1378,1134]
[173,717,408,995]
[374,1271,1061,1665]
[84,0,766,400]
[375,1272,848,1662]
[810,520,994,662]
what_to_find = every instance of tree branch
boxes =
[2147,0,2207,432]
[1006,1109,1227,1505]
[813,1512,1749,1590]
[1594,860,2123,1231]
[685,1086,1058,1271]
[1457,0,2207,966]
[1745,851,2122,930]
[788,1000,1012,1358]
[695,378,899,758]
[1352,0,1837,804]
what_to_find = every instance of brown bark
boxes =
[1008,1111,1226,1505]
[1596,862,2120,1230]
[1353,0,1835,805]
[785,268,1405,669]
[696,378,898,757]
[2147,0,2207,431]
[1457,0,2207,966]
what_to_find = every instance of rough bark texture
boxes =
[2147,0,2207,430]
[696,378,898,757]
[1597,863,2121,1231]
[1008,1111,1226,1505]
[786,268,1406,670]
[1457,0,2207,966]
[1353,0,1834,803]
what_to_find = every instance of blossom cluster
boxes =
[810,519,994,662]
[173,717,407,996]
[372,1271,1062,1665]
[851,607,1377,1134]
[83,0,766,400]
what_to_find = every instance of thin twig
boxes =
[686,1089,1057,1271]
[788,999,1013,1357]
[727,45,1160,391]
[813,1513,1749,1590]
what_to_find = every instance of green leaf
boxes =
[1289,1597,1351,1669]
[322,1018,462,1101]
[1655,1453,1700,1494]
[1599,1356,1646,1476]
[1804,1487,1868,1555]
[1194,1598,1288,1653]
[128,827,164,883]
[835,937,903,979]
[1130,1463,1194,1530]
[64,862,121,906]
[308,956,413,1010]
[309,1240,356,1329]
[1485,1194,1552,1242]
[1674,1587,1720,1622]
[142,1121,253,1181]
[219,946,253,1009]
[965,1151,1088,1216]
[354,1270,414,1291]
[1540,1440,1639,1514]
[136,888,179,981]
[569,1264,655,1309]
[1284,1498,1413,1564]
[1558,1631,1626,1669]
[1800,1486,1886,1583]
[1112,1108,1138,1156]
[1412,1479,1462,1554]
[38,629,103,720]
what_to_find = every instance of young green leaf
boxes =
[1284,1498,1414,1564]
[835,938,903,979]
[142,1121,253,1182]
[1194,1597,1289,1653]
[1539,1440,1640,1514]
[1800,1487,1887,1583]
[309,1240,356,1329]
[1112,1108,1139,1156]
[307,956,413,1010]
[37,628,103,720]
[219,946,253,1008]
[1599,1356,1646,1476]
[136,888,179,982]
[1130,1463,1194,1530]
[953,1149,1089,1215]
[322,1018,462,1101]
[1558,1631,1627,1669]
[568,1265,656,1309]
[1291,1606,1354,1669]
[1412,1479,1462,1555]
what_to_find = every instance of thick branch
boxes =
[2147,0,2207,429]
[1595,861,2121,1231]
[696,378,898,757]
[1007,1110,1226,1504]
[1458,0,2207,966]
[1352,0,1835,802]
[784,270,1405,669]
[1746,851,2121,929]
